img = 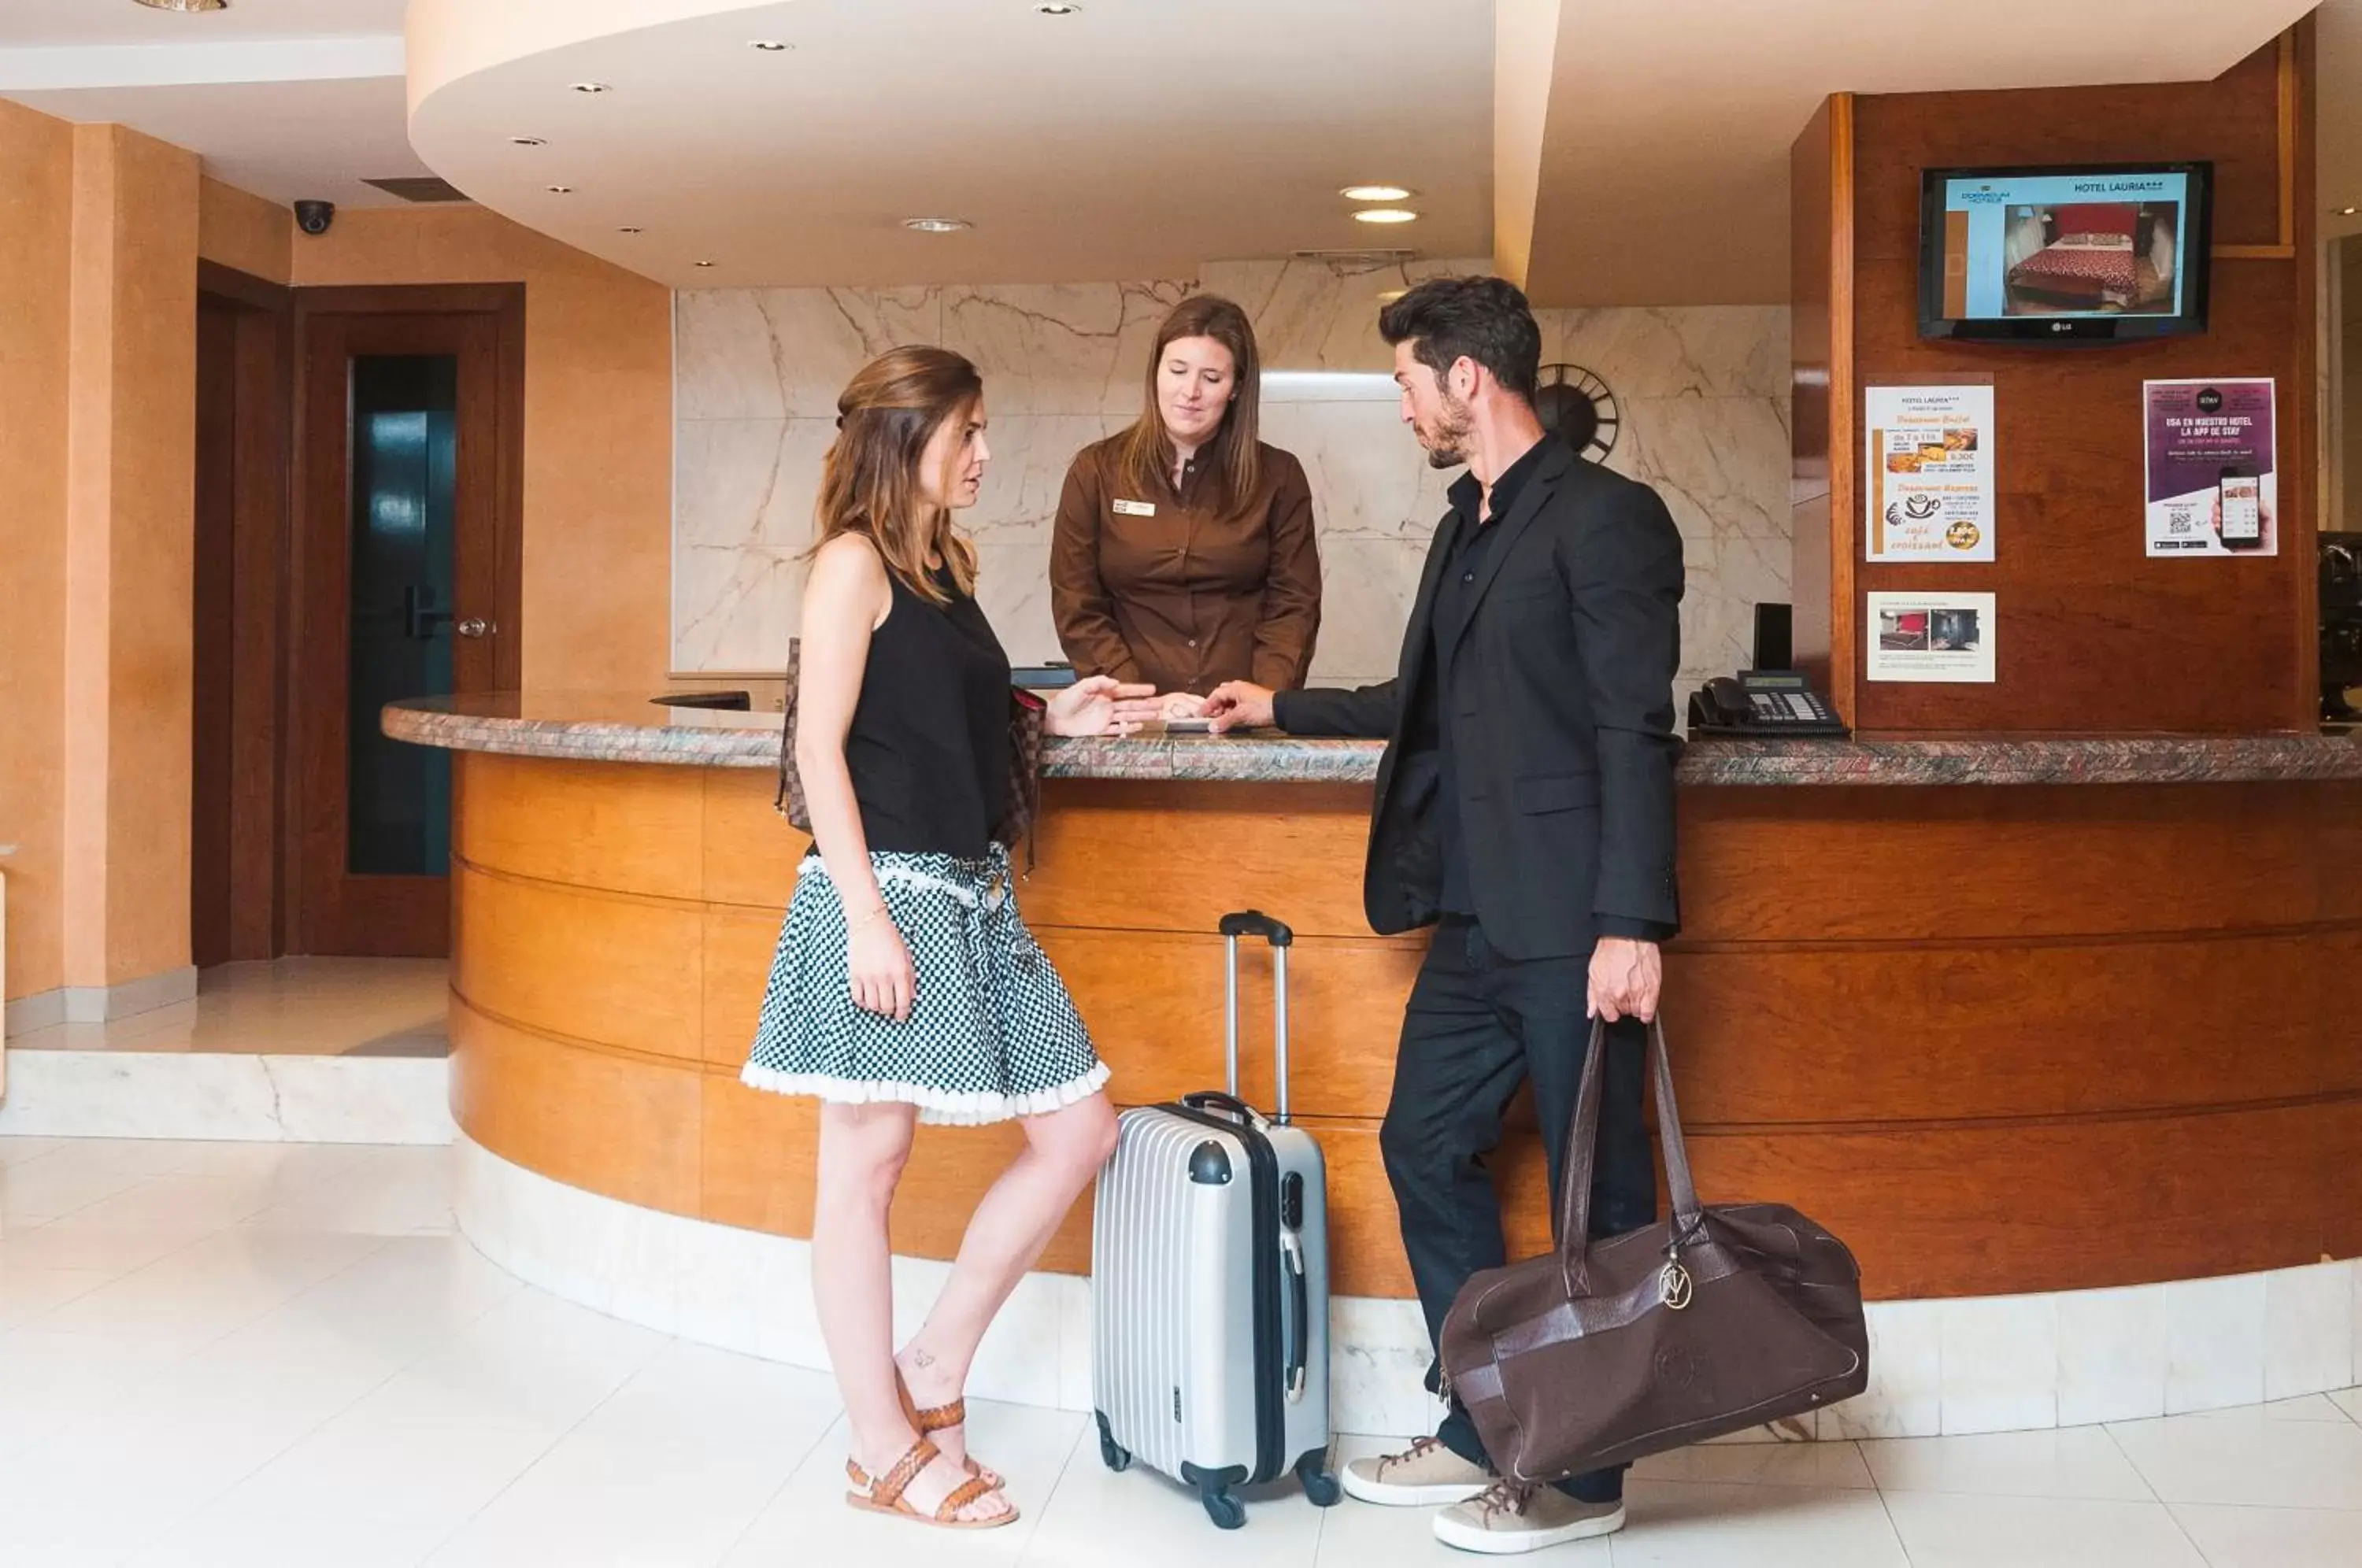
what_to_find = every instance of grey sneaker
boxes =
[1340,1436,1493,1506]
[1432,1479,1627,1554]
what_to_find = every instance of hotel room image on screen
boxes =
[1934,168,2196,323]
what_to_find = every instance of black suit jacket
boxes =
[1275,441,1683,960]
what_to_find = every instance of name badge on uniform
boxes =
[1112,498,1157,516]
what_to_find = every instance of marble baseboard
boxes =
[4,965,200,1037]
[450,1133,2360,1440]
[0,1049,455,1145]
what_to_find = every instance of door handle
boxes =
[455,618,493,639]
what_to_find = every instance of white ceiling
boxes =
[405,0,1493,290]
[0,0,422,208]
[0,0,2349,298]
[3,76,431,209]
[0,0,405,49]
[1519,0,2321,305]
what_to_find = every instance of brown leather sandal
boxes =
[901,1373,1005,1491]
[848,1370,1004,1492]
[842,1436,1016,1530]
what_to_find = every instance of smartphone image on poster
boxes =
[2217,465,2263,550]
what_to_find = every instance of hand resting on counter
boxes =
[1201,680,1276,734]
[1044,675,1159,738]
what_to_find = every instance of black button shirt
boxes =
[1432,442,1547,915]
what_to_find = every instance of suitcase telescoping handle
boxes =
[1217,911,1294,1124]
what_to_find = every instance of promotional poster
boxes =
[2143,378,2277,557]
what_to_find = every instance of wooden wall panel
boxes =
[1689,1103,2348,1299]
[698,1074,816,1238]
[2322,1100,2362,1263]
[458,753,705,900]
[1037,927,1424,1119]
[1805,35,2318,734]
[700,906,779,1067]
[1666,930,2356,1124]
[1019,781,1378,937]
[699,767,807,908]
[450,997,703,1218]
[451,756,2362,1303]
[1676,783,2329,941]
[698,1073,1099,1274]
[453,864,704,1061]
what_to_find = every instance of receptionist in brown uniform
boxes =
[1050,295,1322,704]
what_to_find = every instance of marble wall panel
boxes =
[675,261,1793,694]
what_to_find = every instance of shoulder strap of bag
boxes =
[1558,1016,1703,1297]
[1008,687,1047,872]
[776,640,802,821]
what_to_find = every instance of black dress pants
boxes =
[1379,915,1656,1505]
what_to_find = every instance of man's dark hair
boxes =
[1377,276,1542,404]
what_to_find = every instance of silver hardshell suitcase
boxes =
[1091,911,1338,1530]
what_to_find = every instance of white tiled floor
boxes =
[1,1135,2357,1566]
[9,959,450,1057]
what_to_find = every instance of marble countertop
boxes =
[382,693,2362,787]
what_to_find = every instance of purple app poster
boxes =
[2143,378,2277,557]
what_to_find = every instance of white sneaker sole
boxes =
[1338,1467,1491,1508]
[1432,1502,1626,1555]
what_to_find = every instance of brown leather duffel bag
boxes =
[1438,1018,1868,1481]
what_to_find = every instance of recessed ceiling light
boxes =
[1034,2,1083,13]
[750,39,792,51]
[570,81,610,94]
[1341,185,1413,203]
[510,136,546,147]
[903,216,973,234]
[546,185,573,194]
[1353,208,1420,225]
[2340,205,2360,216]
[617,226,642,234]
[135,0,227,11]
[694,260,716,268]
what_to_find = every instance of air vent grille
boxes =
[362,177,471,204]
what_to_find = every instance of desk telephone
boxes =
[1687,671,1849,738]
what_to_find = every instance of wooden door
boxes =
[289,289,522,956]
[191,261,294,967]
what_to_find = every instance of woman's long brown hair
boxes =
[1116,294,1263,516]
[810,346,983,605]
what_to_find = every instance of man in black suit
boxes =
[1204,276,1681,1555]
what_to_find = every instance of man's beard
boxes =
[1420,392,1474,470]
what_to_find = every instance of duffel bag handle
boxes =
[1557,1017,1704,1300]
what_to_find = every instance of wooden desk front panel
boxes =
[450,756,2362,1300]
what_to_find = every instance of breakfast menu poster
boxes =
[1864,384,1996,563]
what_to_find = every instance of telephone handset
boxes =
[1687,671,1849,738]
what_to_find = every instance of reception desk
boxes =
[388,693,2362,1434]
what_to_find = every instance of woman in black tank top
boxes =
[740,348,1151,1531]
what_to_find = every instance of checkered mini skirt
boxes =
[740,845,1109,1126]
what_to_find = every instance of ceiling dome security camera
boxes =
[294,200,335,236]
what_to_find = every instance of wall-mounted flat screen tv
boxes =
[1919,161,2212,342]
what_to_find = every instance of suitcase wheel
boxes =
[1092,1411,1131,1474]
[1296,1448,1341,1508]
[1179,1463,1249,1531]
